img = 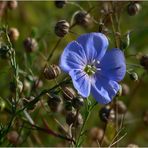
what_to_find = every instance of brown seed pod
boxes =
[55,20,70,37]
[47,94,63,112]
[43,65,61,80]
[54,0,67,8]
[74,10,92,26]
[121,83,130,96]
[7,0,18,10]
[127,2,141,16]
[140,55,148,70]
[23,37,38,53]
[8,27,19,41]
[62,86,76,101]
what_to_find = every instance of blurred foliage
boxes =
[0,1,148,147]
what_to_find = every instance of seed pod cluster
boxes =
[55,20,70,37]
[74,10,92,26]
[43,65,61,80]
[23,37,38,52]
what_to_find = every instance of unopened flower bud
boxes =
[54,0,67,8]
[24,37,38,52]
[121,83,130,96]
[99,106,115,122]
[114,100,127,114]
[43,65,61,80]
[127,2,141,16]
[90,127,104,141]
[7,131,22,145]
[23,96,36,111]
[72,95,84,109]
[7,0,18,10]
[129,72,138,81]
[140,55,148,70]
[47,94,62,112]
[8,27,19,41]
[55,20,70,37]
[74,10,92,26]
[62,86,76,101]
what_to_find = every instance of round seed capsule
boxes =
[127,2,141,16]
[72,96,84,109]
[23,37,38,53]
[55,20,70,37]
[54,0,67,8]
[90,127,104,141]
[8,27,19,41]
[62,86,76,101]
[74,10,92,26]
[43,65,61,80]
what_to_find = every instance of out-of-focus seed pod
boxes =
[74,10,92,27]
[127,2,141,16]
[8,27,19,41]
[23,96,36,111]
[7,0,18,10]
[23,79,31,92]
[66,111,83,127]
[54,0,67,8]
[55,20,70,37]
[140,55,148,70]
[129,72,138,81]
[90,127,104,141]
[121,83,130,96]
[72,95,84,109]
[47,94,62,112]
[0,99,6,111]
[0,45,11,59]
[143,110,148,125]
[114,100,127,114]
[7,131,22,145]
[43,65,61,80]
[23,37,38,53]
[127,143,139,148]
[99,106,115,122]
[62,86,76,101]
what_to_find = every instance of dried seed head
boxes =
[127,2,141,16]
[90,127,104,141]
[72,95,84,109]
[140,55,148,70]
[55,20,70,37]
[48,94,62,112]
[43,65,61,80]
[54,0,67,8]
[74,11,92,26]
[7,131,22,145]
[24,37,38,52]
[129,72,138,81]
[114,100,127,114]
[8,27,19,41]
[127,144,139,148]
[7,0,18,10]
[62,86,76,101]
[121,83,130,96]
[99,106,115,122]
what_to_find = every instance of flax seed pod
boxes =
[43,65,61,80]
[127,2,141,16]
[55,20,70,37]
[8,27,19,41]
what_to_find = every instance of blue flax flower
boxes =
[60,33,126,104]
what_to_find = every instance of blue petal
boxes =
[91,75,120,104]
[100,48,126,82]
[69,69,91,97]
[77,33,109,63]
[60,41,86,73]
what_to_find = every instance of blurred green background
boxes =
[0,1,148,147]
